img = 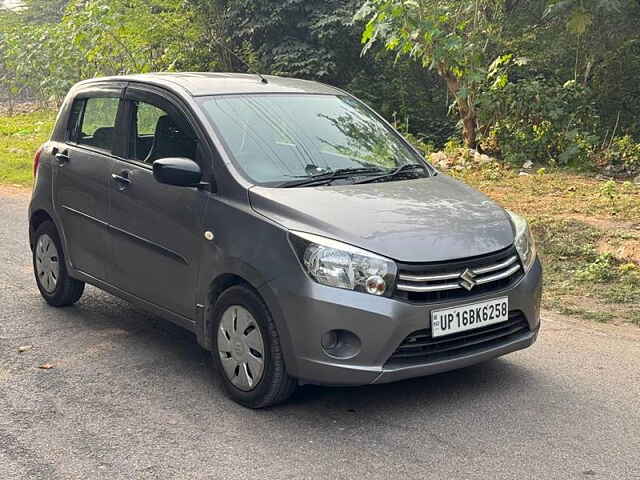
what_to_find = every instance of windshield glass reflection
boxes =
[198,94,423,185]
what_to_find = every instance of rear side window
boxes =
[73,97,120,152]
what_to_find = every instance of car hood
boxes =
[249,175,514,263]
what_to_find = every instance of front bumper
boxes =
[262,257,543,386]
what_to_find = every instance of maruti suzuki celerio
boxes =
[29,73,542,408]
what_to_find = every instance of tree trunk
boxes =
[455,95,478,149]
[438,64,478,149]
[462,112,477,148]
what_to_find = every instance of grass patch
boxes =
[0,110,56,186]
[553,305,615,323]
[455,167,640,222]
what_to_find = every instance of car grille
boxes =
[394,246,523,303]
[387,311,529,366]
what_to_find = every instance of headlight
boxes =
[506,210,536,272]
[289,231,397,296]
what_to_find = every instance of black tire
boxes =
[211,285,296,408]
[32,221,85,307]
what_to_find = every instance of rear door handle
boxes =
[55,151,69,166]
[112,172,131,190]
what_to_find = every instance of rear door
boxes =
[52,84,126,280]
[106,85,208,320]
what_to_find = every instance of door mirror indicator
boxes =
[152,157,203,188]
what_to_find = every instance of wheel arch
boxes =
[202,273,263,351]
[200,271,298,378]
[208,273,254,308]
[29,209,55,249]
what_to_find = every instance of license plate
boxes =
[431,297,509,338]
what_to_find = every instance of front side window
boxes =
[75,97,120,152]
[197,94,425,186]
[128,100,197,164]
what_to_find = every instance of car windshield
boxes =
[197,94,427,186]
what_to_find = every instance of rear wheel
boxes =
[212,285,296,408]
[33,221,84,307]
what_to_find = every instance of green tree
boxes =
[543,0,640,135]
[356,0,506,148]
[220,0,364,83]
[0,0,210,104]
[63,0,203,75]
[0,8,72,105]
[186,0,234,71]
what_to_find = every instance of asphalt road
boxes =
[1,187,639,480]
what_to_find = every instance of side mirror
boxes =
[153,157,203,188]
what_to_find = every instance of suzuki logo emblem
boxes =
[459,268,477,291]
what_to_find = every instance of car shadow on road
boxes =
[284,358,538,415]
[56,287,550,425]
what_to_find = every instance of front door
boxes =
[52,86,125,280]
[106,88,207,319]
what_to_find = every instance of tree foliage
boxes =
[355,0,506,147]
[1,0,640,172]
[1,0,203,103]
[63,0,201,74]
[219,0,363,83]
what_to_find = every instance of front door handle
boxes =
[112,172,131,190]
[55,151,69,166]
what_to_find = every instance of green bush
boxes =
[443,137,464,155]
[593,135,640,176]
[479,77,600,167]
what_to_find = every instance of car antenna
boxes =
[214,39,269,84]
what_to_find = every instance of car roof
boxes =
[77,72,342,97]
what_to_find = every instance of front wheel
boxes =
[33,221,85,307]
[211,286,296,408]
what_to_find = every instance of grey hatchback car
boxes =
[29,73,542,408]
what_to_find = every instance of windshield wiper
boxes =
[353,163,429,185]
[279,167,386,188]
